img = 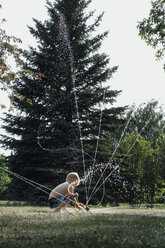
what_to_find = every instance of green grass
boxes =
[0,203,165,248]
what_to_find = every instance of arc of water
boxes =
[0,165,51,195]
[37,121,97,163]
[87,115,153,203]
[97,172,106,205]
[57,13,88,201]
[0,165,82,208]
[57,13,108,203]
[86,89,106,201]
[34,12,87,189]
[87,116,132,204]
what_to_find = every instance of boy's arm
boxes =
[67,184,77,198]
[68,185,82,210]
[71,195,82,210]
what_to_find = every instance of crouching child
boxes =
[48,172,82,212]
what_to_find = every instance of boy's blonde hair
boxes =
[66,172,80,185]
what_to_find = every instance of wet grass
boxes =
[0,203,165,248]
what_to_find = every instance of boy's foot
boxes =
[61,208,74,215]
[54,208,61,212]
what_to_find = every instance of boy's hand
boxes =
[74,192,79,198]
[77,205,83,211]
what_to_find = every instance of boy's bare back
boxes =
[49,182,71,199]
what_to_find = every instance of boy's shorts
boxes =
[49,196,71,209]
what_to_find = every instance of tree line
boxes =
[0,0,164,206]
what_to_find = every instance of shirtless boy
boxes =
[48,172,82,212]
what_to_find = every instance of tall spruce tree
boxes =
[1,0,125,204]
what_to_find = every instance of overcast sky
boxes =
[0,0,165,154]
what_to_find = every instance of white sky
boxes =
[0,0,165,154]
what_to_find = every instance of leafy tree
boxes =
[155,135,165,203]
[137,0,165,70]
[1,0,125,203]
[156,136,165,180]
[124,100,165,147]
[0,155,11,197]
[0,5,42,110]
[103,165,123,206]
[118,133,158,206]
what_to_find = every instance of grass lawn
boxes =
[0,202,165,248]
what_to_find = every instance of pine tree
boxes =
[1,0,125,204]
